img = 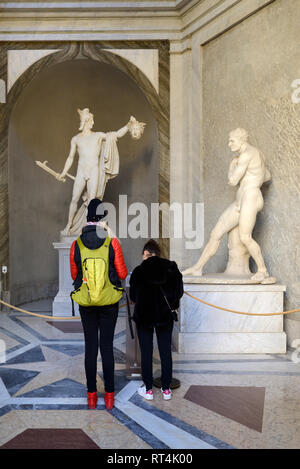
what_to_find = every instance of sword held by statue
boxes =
[35,160,75,182]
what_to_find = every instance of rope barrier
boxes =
[0,299,127,320]
[0,293,299,320]
[184,291,300,316]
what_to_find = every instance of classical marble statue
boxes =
[183,128,276,284]
[38,108,145,236]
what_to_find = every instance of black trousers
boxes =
[79,303,118,393]
[136,321,173,391]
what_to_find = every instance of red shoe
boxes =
[104,392,114,410]
[87,391,98,409]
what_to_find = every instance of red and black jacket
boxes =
[70,225,128,290]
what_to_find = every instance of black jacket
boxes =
[129,256,184,327]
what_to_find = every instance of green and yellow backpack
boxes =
[71,235,123,310]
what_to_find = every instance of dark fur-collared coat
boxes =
[129,256,184,328]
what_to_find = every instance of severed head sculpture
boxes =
[127,115,146,140]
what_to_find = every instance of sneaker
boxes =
[161,388,172,400]
[138,385,154,400]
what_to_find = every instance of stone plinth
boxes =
[52,238,79,317]
[173,283,287,354]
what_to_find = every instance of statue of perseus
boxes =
[183,128,276,284]
[36,109,146,236]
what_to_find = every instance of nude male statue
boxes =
[56,109,145,235]
[183,128,272,282]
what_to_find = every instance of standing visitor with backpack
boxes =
[129,240,183,401]
[70,198,128,410]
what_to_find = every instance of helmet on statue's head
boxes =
[78,108,94,131]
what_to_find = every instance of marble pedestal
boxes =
[52,238,79,317]
[173,283,287,354]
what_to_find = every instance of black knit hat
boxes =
[87,198,108,222]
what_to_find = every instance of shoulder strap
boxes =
[76,236,84,250]
[159,285,171,309]
[159,286,178,321]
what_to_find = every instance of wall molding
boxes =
[0,0,276,42]
[0,0,193,12]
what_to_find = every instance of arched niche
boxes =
[6,44,167,306]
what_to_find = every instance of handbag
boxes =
[159,286,179,322]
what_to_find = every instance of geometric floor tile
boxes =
[0,429,100,449]
[99,370,128,395]
[4,346,45,365]
[2,307,299,449]
[18,378,87,398]
[42,343,85,356]
[184,385,266,432]
[47,321,83,333]
[0,368,40,396]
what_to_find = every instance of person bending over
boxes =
[129,240,183,401]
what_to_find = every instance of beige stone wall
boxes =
[202,0,300,316]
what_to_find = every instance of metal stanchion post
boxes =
[125,275,141,379]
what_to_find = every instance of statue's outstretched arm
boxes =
[115,120,130,139]
[97,122,129,141]
[104,116,145,140]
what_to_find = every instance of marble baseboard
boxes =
[173,330,287,354]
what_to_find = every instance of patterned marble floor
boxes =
[0,299,300,449]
